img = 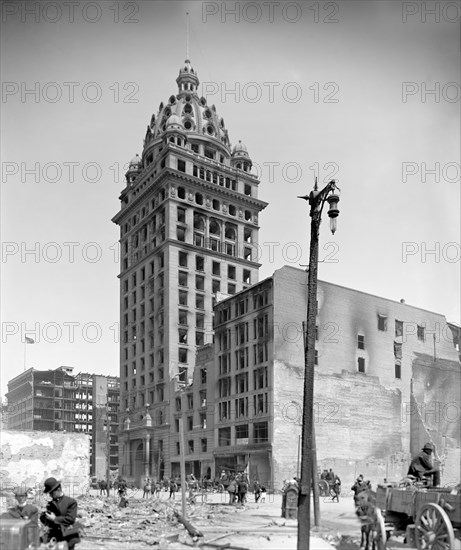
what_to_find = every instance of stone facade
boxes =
[112,59,267,485]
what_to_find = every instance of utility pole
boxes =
[297,179,340,550]
[105,405,111,485]
[179,416,187,517]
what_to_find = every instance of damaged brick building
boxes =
[211,265,460,489]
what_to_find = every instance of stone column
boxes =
[145,435,150,478]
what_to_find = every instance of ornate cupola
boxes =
[176,59,199,95]
[125,154,142,184]
[230,140,252,172]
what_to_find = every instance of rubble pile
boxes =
[76,494,232,549]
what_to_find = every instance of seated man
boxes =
[408,442,440,486]
[1,488,38,523]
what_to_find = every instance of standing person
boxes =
[143,478,151,498]
[331,474,341,502]
[40,477,81,550]
[154,480,162,498]
[106,479,111,497]
[351,475,368,505]
[99,479,107,497]
[253,480,261,503]
[117,478,127,497]
[227,477,237,505]
[169,479,177,500]
[1,488,38,523]
[239,475,248,505]
[408,442,440,487]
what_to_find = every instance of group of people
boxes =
[141,477,181,499]
[226,472,251,504]
[320,468,342,501]
[1,477,81,550]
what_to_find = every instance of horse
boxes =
[355,489,382,550]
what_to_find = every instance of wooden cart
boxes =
[374,484,460,550]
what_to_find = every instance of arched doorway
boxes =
[133,441,144,487]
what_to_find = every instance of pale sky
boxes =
[1,1,460,399]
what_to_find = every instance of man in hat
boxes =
[40,477,80,549]
[408,442,440,486]
[351,475,368,505]
[1,487,38,523]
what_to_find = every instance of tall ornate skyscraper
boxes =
[112,59,267,481]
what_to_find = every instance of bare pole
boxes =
[297,180,338,550]
[179,416,187,518]
[302,320,320,526]
[311,422,320,526]
[106,405,111,485]
[186,12,189,59]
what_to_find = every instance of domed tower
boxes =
[112,60,267,483]
[125,154,143,184]
[231,140,252,173]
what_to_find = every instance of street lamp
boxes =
[297,179,340,550]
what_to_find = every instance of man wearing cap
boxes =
[1,488,38,523]
[40,477,80,549]
[407,442,440,486]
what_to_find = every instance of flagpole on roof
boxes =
[23,339,26,371]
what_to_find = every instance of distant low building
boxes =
[6,366,120,478]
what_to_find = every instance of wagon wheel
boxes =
[415,503,455,550]
[318,480,329,497]
[372,507,387,550]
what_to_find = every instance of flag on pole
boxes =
[25,337,35,344]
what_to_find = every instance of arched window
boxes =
[209,219,221,236]
[225,223,236,240]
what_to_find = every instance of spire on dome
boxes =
[186,12,190,60]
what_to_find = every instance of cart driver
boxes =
[407,442,440,486]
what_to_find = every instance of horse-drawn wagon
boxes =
[372,483,460,550]
[318,477,341,499]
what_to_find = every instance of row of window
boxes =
[175,438,208,455]
[219,366,268,397]
[379,316,426,341]
[175,183,256,222]
[121,189,167,236]
[218,421,268,446]
[218,328,270,353]
[217,289,271,324]
[218,393,269,421]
